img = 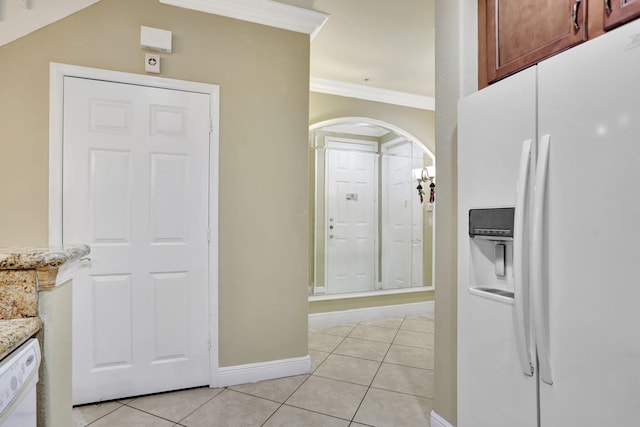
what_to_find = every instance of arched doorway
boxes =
[309,117,435,297]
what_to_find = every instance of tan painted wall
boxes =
[0,0,310,367]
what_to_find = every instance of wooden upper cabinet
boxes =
[478,0,640,88]
[480,0,587,86]
[604,0,640,30]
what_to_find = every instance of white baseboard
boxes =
[308,301,434,329]
[216,355,311,388]
[431,410,455,427]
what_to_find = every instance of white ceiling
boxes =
[277,0,436,99]
[0,0,101,47]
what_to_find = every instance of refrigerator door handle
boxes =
[513,139,534,377]
[532,134,553,385]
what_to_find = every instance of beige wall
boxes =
[0,0,310,367]
[310,92,435,154]
[434,0,478,424]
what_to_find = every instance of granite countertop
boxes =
[0,245,90,270]
[0,317,42,359]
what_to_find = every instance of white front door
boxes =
[325,149,377,293]
[63,77,211,404]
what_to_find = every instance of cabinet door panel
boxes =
[486,0,586,83]
[604,0,640,30]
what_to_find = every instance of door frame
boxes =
[48,62,220,387]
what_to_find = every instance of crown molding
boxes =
[310,77,436,111]
[159,0,329,39]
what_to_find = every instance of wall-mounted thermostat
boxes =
[141,26,172,53]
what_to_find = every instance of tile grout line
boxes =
[162,386,228,425]
[368,384,435,400]
[347,315,407,425]
[260,324,354,427]
[81,401,124,426]
[79,315,436,426]
[87,403,178,426]
[257,373,313,427]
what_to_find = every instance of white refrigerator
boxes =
[458,19,640,427]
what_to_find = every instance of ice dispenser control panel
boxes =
[467,208,515,301]
[469,207,515,239]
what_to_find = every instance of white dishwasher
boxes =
[0,338,41,427]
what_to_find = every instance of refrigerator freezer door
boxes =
[537,19,640,426]
[457,67,537,427]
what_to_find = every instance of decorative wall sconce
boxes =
[414,166,436,207]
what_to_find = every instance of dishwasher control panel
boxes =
[0,338,41,418]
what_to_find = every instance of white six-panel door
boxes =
[382,142,424,289]
[63,77,211,404]
[325,149,377,293]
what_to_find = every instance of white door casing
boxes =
[325,144,377,294]
[48,64,220,403]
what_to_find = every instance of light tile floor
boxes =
[73,313,434,427]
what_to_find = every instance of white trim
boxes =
[431,411,455,427]
[159,0,329,39]
[48,62,220,387]
[310,117,434,162]
[216,356,311,387]
[308,301,434,329]
[325,136,378,152]
[310,77,436,111]
[53,260,81,287]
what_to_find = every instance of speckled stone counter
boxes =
[0,245,89,321]
[0,270,38,319]
[0,244,90,427]
[0,245,89,270]
[0,245,90,291]
[0,317,43,359]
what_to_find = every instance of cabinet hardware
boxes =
[573,0,582,30]
[605,0,612,14]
